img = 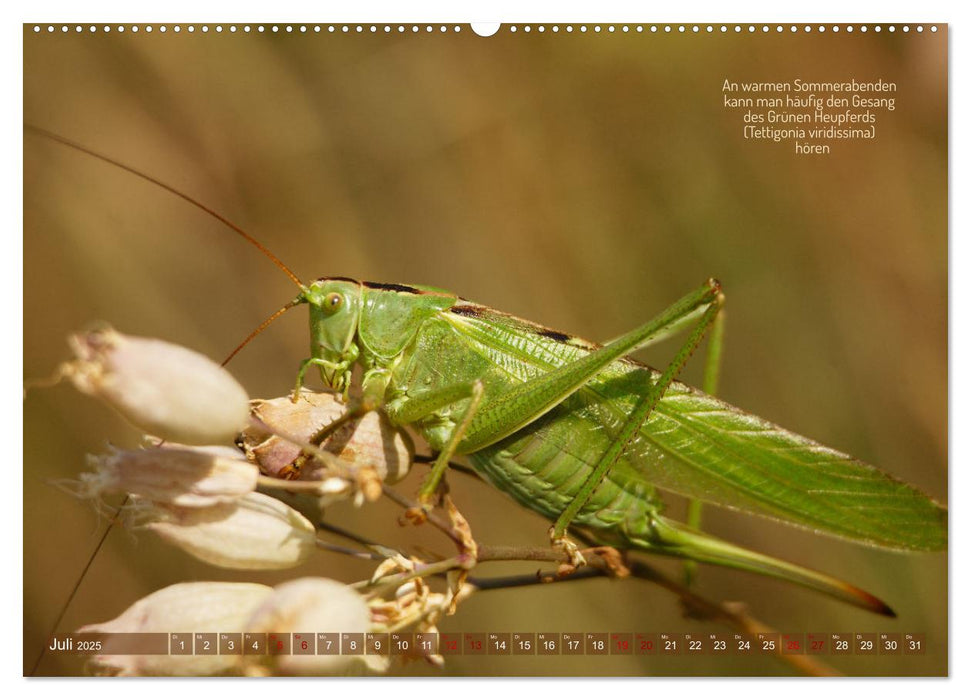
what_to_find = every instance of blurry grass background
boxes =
[24,24,946,676]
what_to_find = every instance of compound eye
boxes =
[324,292,343,313]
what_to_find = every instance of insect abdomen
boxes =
[467,403,664,544]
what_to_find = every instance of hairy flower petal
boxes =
[81,445,257,507]
[139,492,316,569]
[64,327,249,444]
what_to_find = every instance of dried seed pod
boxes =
[78,581,272,676]
[137,492,316,570]
[63,326,249,445]
[243,578,388,676]
[80,445,258,508]
[241,390,413,485]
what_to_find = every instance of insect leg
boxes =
[418,382,484,506]
[292,357,330,399]
[549,289,724,558]
[389,380,486,508]
[685,303,726,585]
[286,368,390,477]
[701,301,726,397]
[456,279,724,454]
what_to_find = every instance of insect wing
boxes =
[447,306,946,551]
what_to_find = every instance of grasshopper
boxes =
[30,128,947,618]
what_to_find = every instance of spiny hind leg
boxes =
[684,298,726,585]
[549,284,725,566]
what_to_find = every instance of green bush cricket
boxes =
[30,127,947,618]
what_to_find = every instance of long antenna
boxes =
[25,124,305,290]
[220,299,301,366]
[27,128,309,673]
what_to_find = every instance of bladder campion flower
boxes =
[62,326,250,444]
[136,492,317,569]
[79,445,258,508]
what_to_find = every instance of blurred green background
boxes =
[23,24,947,676]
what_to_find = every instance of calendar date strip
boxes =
[47,630,925,658]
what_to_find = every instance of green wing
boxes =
[446,305,947,551]
[641,380,946,550]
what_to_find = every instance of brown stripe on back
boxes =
[451,302,593,348]
[449,304,487,317]
[316,275,359,283]
[448,300,663,374]
[537,328,571,343]
[363,281,421,294]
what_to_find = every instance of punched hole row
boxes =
[31,24,940,35]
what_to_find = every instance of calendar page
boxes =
[23,19,948,678]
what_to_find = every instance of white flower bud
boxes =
[243,578,388,676]
[139,492,316,570]
[80,445,258,508]
[63,327,249,445]
[241,390,413,483]
[78,582,272,676]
